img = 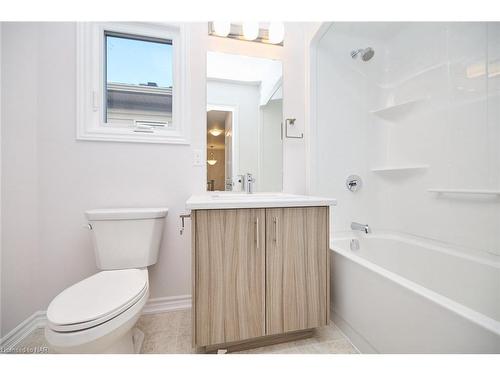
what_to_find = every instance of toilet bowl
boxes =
[45,208,167,353]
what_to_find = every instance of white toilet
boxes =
[45,208,168,354]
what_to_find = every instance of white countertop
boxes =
[186,192,337,210]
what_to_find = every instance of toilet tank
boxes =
[85,208,168,270]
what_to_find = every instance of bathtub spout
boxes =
[351,221,371,234]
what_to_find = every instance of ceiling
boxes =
[207,51,282,105]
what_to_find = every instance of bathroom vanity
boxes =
[186,193,336,352]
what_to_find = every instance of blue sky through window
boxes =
[106,35,173,88]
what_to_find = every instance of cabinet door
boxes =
[266,207,329,335]
[194,209,265,346]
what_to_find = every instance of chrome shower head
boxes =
[351,47,375,61]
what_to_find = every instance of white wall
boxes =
[1,23,43,336]
[313,22,500,257]
[207,79,260,184]
[0,22,207,336]
[1,22,315,337]
[282,23,316,194]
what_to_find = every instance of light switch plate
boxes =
[193,149,204,166]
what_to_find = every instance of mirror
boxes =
[206,51,283,192]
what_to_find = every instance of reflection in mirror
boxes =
[206,52,283,192]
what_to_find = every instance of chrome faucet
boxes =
[351,222,371,234]
[243,173,256,194]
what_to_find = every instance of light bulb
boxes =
[209,128,223,137]
[212,21,231,37]
[242,22,259,40]
[207,147,217,165]
[268,22,284,44]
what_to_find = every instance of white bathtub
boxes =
[331,232,500,353]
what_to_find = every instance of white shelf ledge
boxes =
[371,164,429,172]
[428,189,500,196]
[370,98,427,120]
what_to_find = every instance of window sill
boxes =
[76,127,190,145]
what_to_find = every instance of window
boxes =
[105,33,173,128]
[77,23,190,144]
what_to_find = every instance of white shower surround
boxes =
[312,22,500,256]
[311,22,500,353]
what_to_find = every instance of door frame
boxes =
[207,103,239,186]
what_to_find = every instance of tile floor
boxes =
[12,309,358,354]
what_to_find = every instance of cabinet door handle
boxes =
[273,217,278,244]
[255,217,260,249]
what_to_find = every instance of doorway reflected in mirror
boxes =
[206,109,232,191]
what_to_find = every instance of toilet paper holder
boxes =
[284,118,303,139]
[179,213,191,235]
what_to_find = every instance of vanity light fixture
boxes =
[466,61,500,79]
[207,146,217,166]
[208,22,284,46]
[208,128,223,137]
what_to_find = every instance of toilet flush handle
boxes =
[84,223,93,230]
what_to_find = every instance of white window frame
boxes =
[76,22,190,144]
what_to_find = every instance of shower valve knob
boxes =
[346,175,362,192]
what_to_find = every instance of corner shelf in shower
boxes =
[371,164,429,173]
[370,98,428,120]
[427,189,500,196]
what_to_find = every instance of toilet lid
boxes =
[47,269,148,330]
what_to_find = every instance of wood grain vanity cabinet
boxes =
[191,206,329,349]
[265,207,329,335]
[193,208,266,346]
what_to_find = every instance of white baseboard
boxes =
[142,294,192,315]
[0,311,47,352]
[0,295,192,351]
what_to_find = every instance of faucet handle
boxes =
[346,175,362,192]
[243,173,255,193]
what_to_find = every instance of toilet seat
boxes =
[45,282,149,353]
[47,268,148,332]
